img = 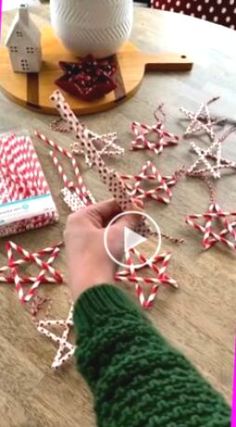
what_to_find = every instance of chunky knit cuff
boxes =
[73,284,231,427]
[73,284,143,334]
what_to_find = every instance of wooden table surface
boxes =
[0,5,236,427]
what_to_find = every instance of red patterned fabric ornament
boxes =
[55,56,117,101]
[150,0,236,30]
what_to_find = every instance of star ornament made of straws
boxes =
[130,120,179,155]
[0,241,63,303]
[50,119,124,167]
[37,305,75,369]
[185,202,236,251]
[71,133,124,167]
[49,90,124,167]
[187,133,236,179]
[188,138,222,179]
[115,248,178,309]
[120,161,177,204]
[180,99,218,140]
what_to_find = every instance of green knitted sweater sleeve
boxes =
[73,284,231,427]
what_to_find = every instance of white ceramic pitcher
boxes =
[50,0,134,58]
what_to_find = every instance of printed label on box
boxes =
[0,194,57,226]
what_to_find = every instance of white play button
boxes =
[104,210,161,269]
[124,227,147,253]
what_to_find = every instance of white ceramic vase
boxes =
[50,0,134,58]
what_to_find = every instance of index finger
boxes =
[68,199,122,229]
[89,199,122,227]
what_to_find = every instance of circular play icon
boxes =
[104,211,161,269]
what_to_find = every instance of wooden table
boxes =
[0,6,235,427]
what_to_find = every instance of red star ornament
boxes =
[5,241,63,303]
[115,248,178,309]
[0,245,60,285]
[185,202,236,250]
[130,119,179,155]
[55,57,117,101]
[120,161,177,204]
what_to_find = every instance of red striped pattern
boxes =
[130,109,179,155]
[120,160,177,204]
[5,240,63,303]
[186,202,236,250]
[115,247,178,309]
[0,133,58,237]
[35,130,95,208]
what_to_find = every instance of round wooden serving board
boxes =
[0,26,193,115]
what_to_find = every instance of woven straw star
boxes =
[49,92,124,167]
[188,144,236,178]
[187,129,236,179]
[37,305,75,369]
[186,202,236,251]
[130,121,179,155]
[2,241,63,303]
[71,133,124,167]
[130,105,179,155]
[120,161,177,204]
[188,138,222,179]
[115,248,178,309]
[180,98,219,140]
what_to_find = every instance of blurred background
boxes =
[2,0,148,11]
[2,0,40,11]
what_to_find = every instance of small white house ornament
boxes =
[5,4,42,73]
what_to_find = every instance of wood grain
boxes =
[0,26,192,115]
[27,73,40,108]
[0,6,236,427]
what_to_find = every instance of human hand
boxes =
[64,199,143,301]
